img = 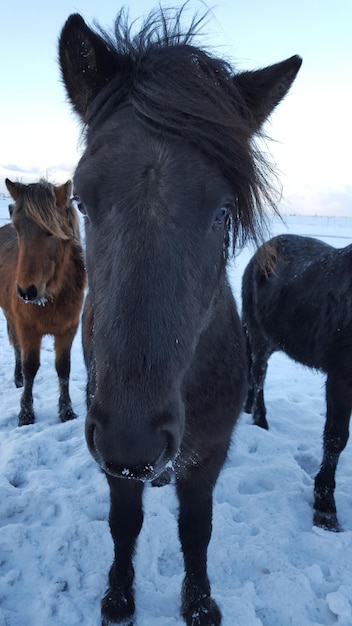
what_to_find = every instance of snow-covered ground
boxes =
[0,197,351,626]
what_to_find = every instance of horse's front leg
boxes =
[18,336,41,426]
[176,457,224,626]
[102,475,144,626]
[55,329,77,422]
[314,372,351,531]
[6,320,23,387]
[13,344,23,388]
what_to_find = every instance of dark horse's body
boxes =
[242,233,352,531]
[0,178,86,426]
[59,7,301,625]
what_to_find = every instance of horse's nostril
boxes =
[17,285,25,299]
[162,428,178,462]
[85,420,98,456]
[157,405,184,462]
[17,284,38,301]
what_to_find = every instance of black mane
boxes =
[86,6,277,246]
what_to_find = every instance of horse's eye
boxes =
[72,195,87,216]
[213,205,228,228]
[8,204,14,218]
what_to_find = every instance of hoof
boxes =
[253,417,269,430]
[18,409,35,426]
[60,407,77,422]
[101,586,135,626]
[182,596,221,626]
[182,578,221,626]
[313,509,340,532]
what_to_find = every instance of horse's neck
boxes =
[69,239,86,289]
[56,239,86,297]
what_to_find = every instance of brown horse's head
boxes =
[5,178,78,305]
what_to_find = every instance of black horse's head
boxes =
[59,7,301,481]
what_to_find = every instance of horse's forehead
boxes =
[11,200,45,234]
[77,115,224,205]
[12,212,40,235]
[86,121,172,170]
[11,202,32,226]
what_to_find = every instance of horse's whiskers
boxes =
[23,296,48,306]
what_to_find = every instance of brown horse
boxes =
[1,178,86,426]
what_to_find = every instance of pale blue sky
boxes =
[1,0,351,215]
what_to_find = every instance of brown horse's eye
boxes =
[8,204,14,217]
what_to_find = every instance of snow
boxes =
[0,198,351,626]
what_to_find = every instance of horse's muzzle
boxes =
[85,401,184,482]
[90,436,173,482]
[17,283,48,306]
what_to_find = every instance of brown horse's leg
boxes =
[55,328,77,422]
[19,335,41,426]
[14,344,23,388]
[6,320,23,387]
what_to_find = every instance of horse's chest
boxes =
[17,292,81,333]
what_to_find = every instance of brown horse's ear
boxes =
[5,178,22,201]
[234,55,302,132]
[55,180,72,208]
[59,14,120,120]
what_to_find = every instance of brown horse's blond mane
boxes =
[257,239,278,278]
[19,179,78,241]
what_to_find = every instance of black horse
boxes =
[242,233,352,532]
[59,7,301,625]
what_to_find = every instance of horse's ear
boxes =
[55,180,72,208]
[59,14,119,119]
[235,55,302,132]
[5,178,22,201]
